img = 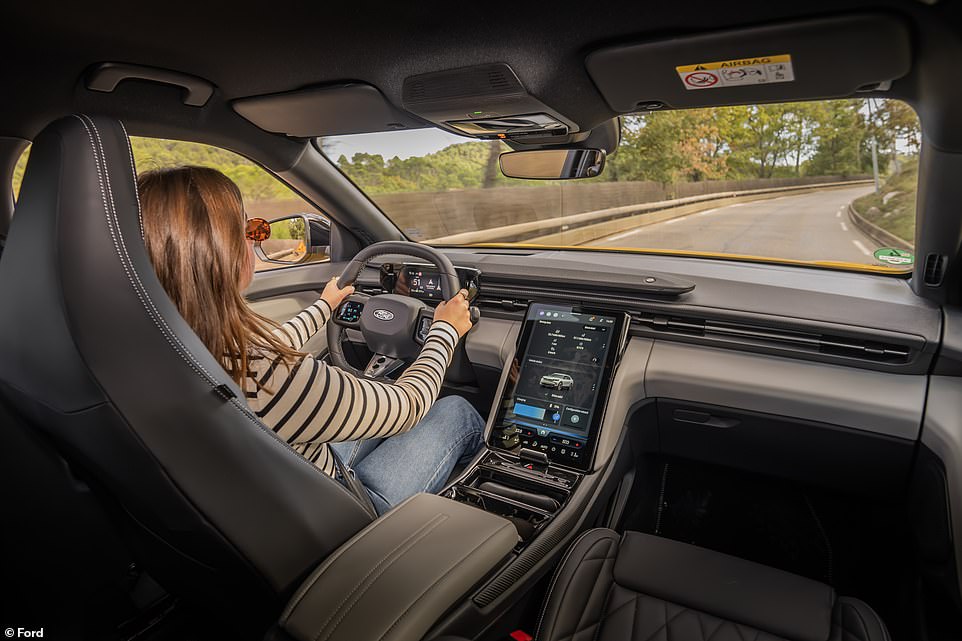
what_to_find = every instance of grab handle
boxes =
[86,62,214,107]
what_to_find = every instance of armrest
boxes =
[279,493,517,641]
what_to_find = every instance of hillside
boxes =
[851,158,918,243]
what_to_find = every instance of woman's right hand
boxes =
[433,289,473,338]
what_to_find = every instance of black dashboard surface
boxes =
[252,247,941,372]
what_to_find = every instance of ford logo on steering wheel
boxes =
[373,309,395,321]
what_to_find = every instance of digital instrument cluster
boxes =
[379,263,480,302]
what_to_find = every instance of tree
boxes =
[805,100,866,176]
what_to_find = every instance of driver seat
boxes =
[0,115,373,629]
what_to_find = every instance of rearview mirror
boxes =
[253,213,331,266]
[499,148,606,180]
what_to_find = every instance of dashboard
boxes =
[379,263,481,302]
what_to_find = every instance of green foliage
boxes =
[852,157,919,243]
[12,137,293,205]
[330,140,521,194]
[325,99,919,197]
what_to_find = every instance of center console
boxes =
[444,303,629,548]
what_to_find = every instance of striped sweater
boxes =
[243,298,460,477]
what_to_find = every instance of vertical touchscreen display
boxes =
[490,303,626,470]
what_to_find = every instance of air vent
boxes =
[630,312,912,365]
[487,69,512,91]
[406,80,426,102]
[358,286,385,296]
[923,253,946,287]
[402,63,525,104]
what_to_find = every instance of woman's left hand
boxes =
[320,277,355,310]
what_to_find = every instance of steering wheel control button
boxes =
[337,301,363,323]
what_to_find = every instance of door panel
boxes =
[249,291,329,357]
[246,262,345,357]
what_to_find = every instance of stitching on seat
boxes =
[702,617,726,641]
[841,600,881,641]
[637,598,693,641]
[375,522,515,641]
[117,121,144,240]
[590,581,615,641]
[536,529,610,640]
[73,115,372,512]
[567,552,616,641]
[312,514,447,641]
[557,589,635,641]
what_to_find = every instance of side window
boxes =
[12,145,29,202]
[130,137,330,271]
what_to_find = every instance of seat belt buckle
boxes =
[509,630,533,641]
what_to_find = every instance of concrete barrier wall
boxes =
[369,175,867,240]
[247,174,870,241]
[847,204,914,251]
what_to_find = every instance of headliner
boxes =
[2,0,961,168]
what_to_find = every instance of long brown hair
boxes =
[138,166,302,388]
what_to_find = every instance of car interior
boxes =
[1,2,962,640]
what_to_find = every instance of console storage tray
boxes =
[444,463,571,546]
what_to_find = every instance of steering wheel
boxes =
[327,241,463,379]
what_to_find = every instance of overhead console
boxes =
[586,13,912,112]
[401,63,581,143]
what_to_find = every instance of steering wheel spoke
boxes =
[363,353,405,379]
[331,292,370,329]
[414,307,435,345]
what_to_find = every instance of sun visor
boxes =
[232,83,425,137]
[586,13,912,112]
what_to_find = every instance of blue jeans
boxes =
[329,396,485,515]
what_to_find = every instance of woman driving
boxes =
[137,165,485,514]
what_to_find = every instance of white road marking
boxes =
[695,208,719,216]
[840,221,849,232]
[604,228,641,242]
[836,210,842,218]
[852,240,871,256]
[727,203,745,208]
[664,218,680,225]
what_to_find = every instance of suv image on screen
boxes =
[539,373,574,390]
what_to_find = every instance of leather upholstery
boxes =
[280,492,517,641]
[537,529,890,641]
[0,115,373,625]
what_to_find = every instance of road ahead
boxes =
[588,185,880,265]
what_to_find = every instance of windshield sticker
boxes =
[873,248,914,266]
[676,54,794,91]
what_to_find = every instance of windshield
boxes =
[320,99,920,272]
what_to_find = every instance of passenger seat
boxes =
[537,529,889,641]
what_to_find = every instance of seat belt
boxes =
[332,450,378,519]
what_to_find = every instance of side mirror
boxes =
[499,148,606,180]
[254,213,331,266]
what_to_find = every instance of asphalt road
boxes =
[588,185,881,265]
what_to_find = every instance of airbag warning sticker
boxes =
[676,54,794,90]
